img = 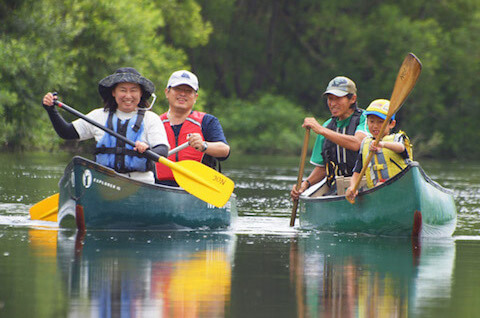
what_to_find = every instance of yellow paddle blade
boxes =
[158,157,234,208]
[29,193,59,222]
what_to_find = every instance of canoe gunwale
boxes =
[297,160,457,237]
[300,161,452,203]
[66,156,239,198]
[68,156,199,195]
[58,156,236,230]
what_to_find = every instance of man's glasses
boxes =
[171,86,196,95]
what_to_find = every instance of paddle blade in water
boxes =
[158,157,235,208]
[29,193,59,222]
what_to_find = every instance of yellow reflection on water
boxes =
[29,228,58,257]
[152,249,231,317]
[55,232,234,317]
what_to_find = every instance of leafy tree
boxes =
[430,9,480,157]
[215,94,311,154]
[191,0,480,158]
[0,0,211,151]
[2,0,480,158]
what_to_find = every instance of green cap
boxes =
[323,76,357,97]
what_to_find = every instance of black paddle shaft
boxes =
[54,100,161,162]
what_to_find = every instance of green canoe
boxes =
[299,162,457,237]
[58,156,237,231]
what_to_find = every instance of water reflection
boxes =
[290,234,455,317]
[18,228,477,318]
[3,152,479,317]
[56,230,235,317]
[29,228,58,257]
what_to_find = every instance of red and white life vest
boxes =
[155,111,206,181]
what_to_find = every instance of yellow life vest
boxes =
[362,131,412,188]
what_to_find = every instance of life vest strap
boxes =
[132,109,146,132]
[372,163,386,171]
[94,146,146,158]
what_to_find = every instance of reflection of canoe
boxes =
[299,162,457,237]
[58,156,237,230]
[295,234,455,317]
[57,231,235,317]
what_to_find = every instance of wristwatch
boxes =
[201,141,208,152]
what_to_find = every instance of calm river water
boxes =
[0,152,479,317]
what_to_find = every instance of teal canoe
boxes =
[298,162,457,237]
[58,156,237,231]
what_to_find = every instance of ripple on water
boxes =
[232,216,301,236]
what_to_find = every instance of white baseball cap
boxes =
[166,70,199,91]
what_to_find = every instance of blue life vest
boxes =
[95,110,148,172]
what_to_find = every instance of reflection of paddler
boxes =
[358,273,408,318]
[151,249,231,317]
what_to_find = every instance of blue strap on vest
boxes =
[94,110,148,172]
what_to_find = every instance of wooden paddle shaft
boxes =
[290,128,310,227]
[348,119,389,201]
[348,53,422,203]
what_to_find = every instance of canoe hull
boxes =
[299,162,456,237]
[58,156,236,230]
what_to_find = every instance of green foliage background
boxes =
[1,0,479,158]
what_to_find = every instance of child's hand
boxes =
[345,186,358,201]
[369,141,383,152]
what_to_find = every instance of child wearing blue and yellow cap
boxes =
[346,99,412,201]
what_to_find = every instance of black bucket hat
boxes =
[98,67,155,101]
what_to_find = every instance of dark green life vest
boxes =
[321,108,363,182]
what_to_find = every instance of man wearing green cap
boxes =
[291,76,368,198]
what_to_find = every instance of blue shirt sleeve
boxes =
[202,113,230,161]
[201,114,228,144]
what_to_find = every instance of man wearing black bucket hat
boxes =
[42,67,169,183]
[155,70,230,186]
[290,76,368,198]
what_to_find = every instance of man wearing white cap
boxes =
[291,76,368,198]
[155,70,230,186]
